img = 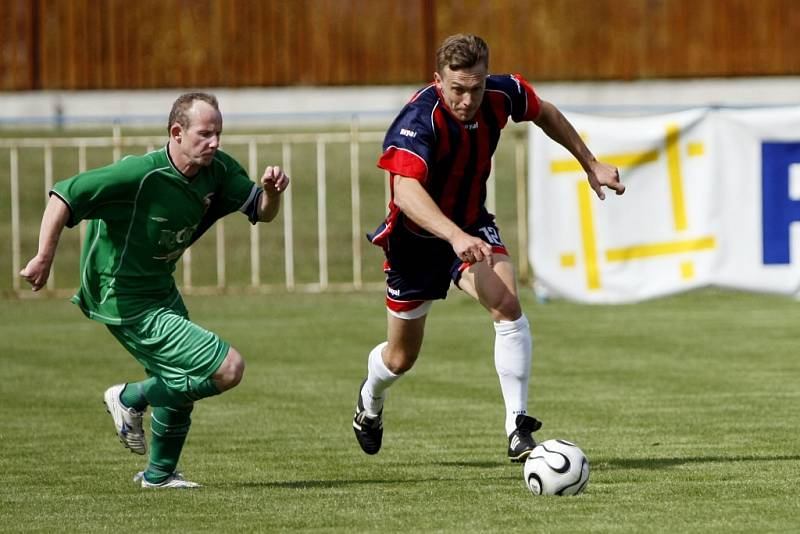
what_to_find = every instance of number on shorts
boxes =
[478,226,501,246]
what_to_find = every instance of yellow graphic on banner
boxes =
[550,123,714,290]
[550,150,659,173]
[687,142,705,157]
[665,124,688,231]
[560,253,576,267]
[577,181,600,290]
[680,261,695,280]
[605,237,716,261]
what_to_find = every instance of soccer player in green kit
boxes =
[20,93,290,488]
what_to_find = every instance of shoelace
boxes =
[356,411,381,428]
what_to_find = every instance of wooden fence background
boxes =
[2,0,799,90]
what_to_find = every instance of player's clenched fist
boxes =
[20,255,52,291]
[260,166,290,195]
[453,232,494,267]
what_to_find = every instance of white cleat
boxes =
[103,384,147,455]
[133,471,202,489]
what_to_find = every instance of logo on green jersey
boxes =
[156,224,199,261]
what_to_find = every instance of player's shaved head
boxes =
[436,34,489,74]
[168,92,219,132]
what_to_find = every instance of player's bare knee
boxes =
[228,350,245,388]
[384,347,417,374]
[229,357,245,388]
[491,293,522,322]
[216,348,245,391]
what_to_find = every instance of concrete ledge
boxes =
[2,77,800,128]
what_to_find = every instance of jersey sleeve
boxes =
[377,97,436,182]
[49,156,149,228]
[489,74,542,123]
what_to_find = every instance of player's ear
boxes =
[433,71,443,88]
[170,123,183,142]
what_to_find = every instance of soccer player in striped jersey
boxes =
[20,93,289,488]
[353,34,624,462]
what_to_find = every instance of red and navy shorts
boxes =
[372,211,509,315]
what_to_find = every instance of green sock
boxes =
[120,382,149,412]
[130,375,221,408]
[135,376,193,409]
[186,377,221,402]
[145,405,193,484]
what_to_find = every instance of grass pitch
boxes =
[1,288,799,532]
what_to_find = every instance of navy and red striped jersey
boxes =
[370,73,541,246]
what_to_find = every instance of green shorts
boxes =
[106,306,230,392]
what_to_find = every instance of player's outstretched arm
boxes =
[533,100,625,200]
[393,175,493,266]
[20,195,70,291]
[257,165,290,222]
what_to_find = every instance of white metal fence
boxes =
[2,124,529,296]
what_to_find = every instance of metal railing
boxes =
[3,124,529,296]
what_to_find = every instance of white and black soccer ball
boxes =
[523,439,590,496]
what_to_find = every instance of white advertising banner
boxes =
[529,106,800,303]
[713,107,800,295]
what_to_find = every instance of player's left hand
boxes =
[261,166,290,196]
[20,255,52,291]
[587,160,624,200]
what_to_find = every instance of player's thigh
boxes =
[459,255,522,321]
[106,307,230,392]
[384,310,427,373]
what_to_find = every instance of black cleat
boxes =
[352,379,383,455]
[507,414,543,463]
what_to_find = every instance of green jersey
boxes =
[52,146,260,325]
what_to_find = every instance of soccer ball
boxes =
[523,439,590,496]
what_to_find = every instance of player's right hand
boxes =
[587,160,624,200]
[20,255,52,291]
[453,233,494,268]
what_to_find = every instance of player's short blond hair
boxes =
[167,92,219,133]
[436,34,489,74]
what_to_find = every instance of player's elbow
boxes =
[392,176,416,213]
[258,209,277,223]
[532,99,557,128]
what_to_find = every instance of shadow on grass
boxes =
[236,462,516,488]
[434,460,505,469]
[238,477,483,489]
[228,455,800,489]
[599,454,800,470]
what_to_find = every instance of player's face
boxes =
[176,101,223,169]
[434,63,487,122]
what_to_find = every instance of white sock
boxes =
[494,314,532,436]
[361,342,400,416]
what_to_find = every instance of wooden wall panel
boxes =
[449,0,800,81]
[0,0,35,90]
[1,0,799,90]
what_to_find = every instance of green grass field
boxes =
[2,288,799,532]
